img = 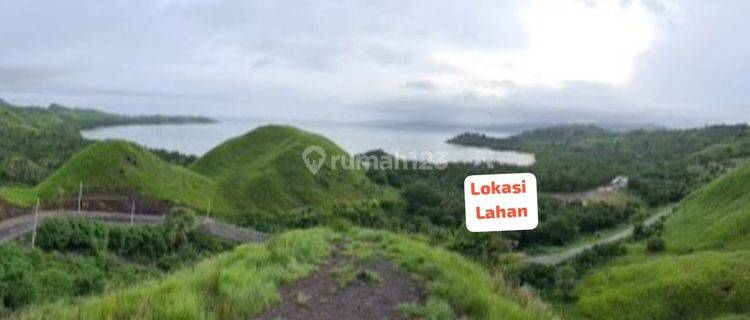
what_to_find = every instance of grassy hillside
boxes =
[664,161,750,252]
[192,125,380,216]
[13,228,553,320]
[0,141,217,212]
[577,250,750,320]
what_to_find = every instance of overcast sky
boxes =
[1,0,749,127]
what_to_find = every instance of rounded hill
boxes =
[191,125,381,216]
[34,140,215,209]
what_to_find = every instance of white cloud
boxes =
[430,0,657,96]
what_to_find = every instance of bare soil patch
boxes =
[255,245,426,320]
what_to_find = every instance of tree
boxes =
[401,182,442,214]
[164,207,197,246]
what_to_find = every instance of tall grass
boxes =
[577,250,750,320]
[665,161,750,252]
[13,228,335,320]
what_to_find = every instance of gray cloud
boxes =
[405,80,437,91]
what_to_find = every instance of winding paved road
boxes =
[0,210,268,245]
[526,206,673,265]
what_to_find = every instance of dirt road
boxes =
[526,206,672,265]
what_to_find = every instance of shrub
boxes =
[447,226,512,265]
[37,218,108,253]
[0,263,37,310]
[555,266,577,301]
[646,237,666,252]
[517,263,558,292]
[572,242,627,274]
[633,220,664,241]
[163,207,198,246]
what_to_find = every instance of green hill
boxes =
[192,125,380,216]
[664,161,750,252]
[13,228,553,320]
[0,141,216,211]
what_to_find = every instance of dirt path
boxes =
[526,206,673,265]
[256,245,426,320]
[0,210,267,244]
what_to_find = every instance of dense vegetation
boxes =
[36,213,232,271]
[0,208,232,314]
[360,153,644,257]
[449,124,750,205]
[0,99,212,186]
[0,244,154,314]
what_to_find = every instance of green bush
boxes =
[37,218,108,253]
[517,263,558,292]
[571,242,627,274]
[646,237,666,252]
[633,220,664,241]
[447,226,512,265]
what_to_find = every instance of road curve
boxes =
[0,210,268,245]
[526,206,673,265]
